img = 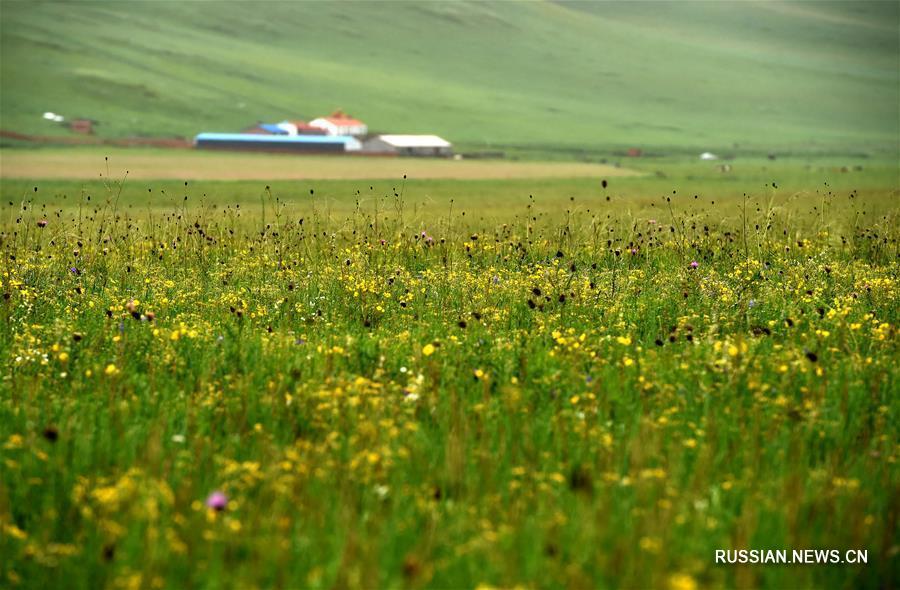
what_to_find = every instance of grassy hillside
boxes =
[1,1,898,156]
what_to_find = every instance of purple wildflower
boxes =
[205,491,228,511]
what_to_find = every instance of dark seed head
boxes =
[568,465,593,493]
[402,555,422,580]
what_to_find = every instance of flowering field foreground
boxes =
[1,187,897,589]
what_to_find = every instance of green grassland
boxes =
[2,1,898,156]
[0,156,898,588]
[2,151,896,222]
[2,2,899,586]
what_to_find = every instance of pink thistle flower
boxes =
[205,491,228,511]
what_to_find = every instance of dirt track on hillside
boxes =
[0,149,642,181]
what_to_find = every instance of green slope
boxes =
[1,0,897,155]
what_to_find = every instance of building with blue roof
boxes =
[194,133,361,153]
[259,124,288,135]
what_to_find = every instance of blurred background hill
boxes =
[1,0,897,157]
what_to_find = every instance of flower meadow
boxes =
[0,183,897,589]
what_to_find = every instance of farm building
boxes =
[243,121,327,136]
[276,120,328,136]
[69,118,97,134]
[194,133,361,153]
[243,123,288,135]
[309,110,368,136]
[362,134,453,157]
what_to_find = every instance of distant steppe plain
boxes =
[0,149,641,181]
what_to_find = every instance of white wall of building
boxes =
[309,118,368,137]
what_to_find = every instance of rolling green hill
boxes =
[1,1,898,156]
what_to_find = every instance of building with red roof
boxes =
[309,110,368,137]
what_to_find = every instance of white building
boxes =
[309,111,368,137]
[362,134,453,157]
